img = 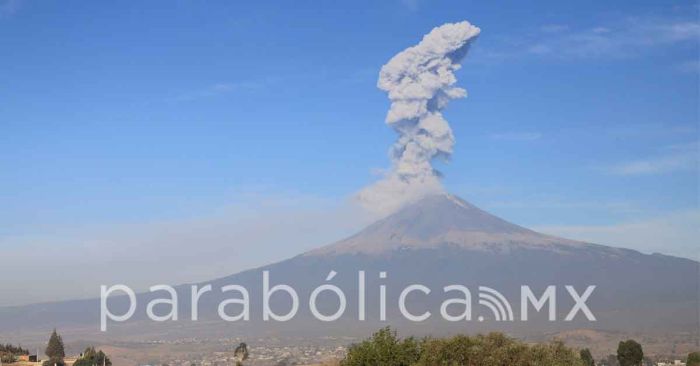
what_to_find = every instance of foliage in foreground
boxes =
[234,342,250,366]
[1,344,30,364]
[43,329,66,366]
[580,348,595,366]
[616,339,643,366]
[45,329,66,359]
[688,351,700,366]
[0,344,29,356]
[341,327,587,366]
[73,347,112,366]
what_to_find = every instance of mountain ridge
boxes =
[308,193,606,256]
[0,193,696,345]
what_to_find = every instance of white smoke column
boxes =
[357,21,481,216]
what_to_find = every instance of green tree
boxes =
[341,328,586,366]
[0,344,28,355]
[617,340,643,366]
[1,353,18,364]
[45,329,66,359]
[234,343,249,366]
[580,348,595,366]
[688,351,700,366]
[0,343,30,364]
[73,347,112,366]
[341,327,420,366]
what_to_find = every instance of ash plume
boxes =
[357,21,481,216]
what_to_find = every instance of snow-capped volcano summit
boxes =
[310,193,583,256]
[0,194,696,343]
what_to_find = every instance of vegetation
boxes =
[0,344,29,355]
[0,330,112,366]
[688,351,700,366]
[234,343,249,366]
[0,354,16,364]
[0,344,29,364]
[45,329,66,359]
[73,347,112,366]
[616,340,643,366]
[43,329,66,366]
[341,328,420,366]
[340,327,588,366]
[580,348,595,366]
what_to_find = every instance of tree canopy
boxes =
[341,327,420,366]
[234,343,249,366]
[73,346,112,366]
[42,329,66,366]
[688,351,700,366]
[45,329,66,359]
[341,327,587,366]
[0,344,29,355]
[580,348,595,366]
[616,340,643,366]
[0,344,29,364]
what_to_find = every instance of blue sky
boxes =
[0,0,698,304]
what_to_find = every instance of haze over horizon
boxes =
[1,0,698,306]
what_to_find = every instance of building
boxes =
[657,361,686,366]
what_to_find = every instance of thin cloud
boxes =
[676,59,700,73]
[480,13,699,61]
[169,80,270,102]
[606,141,698,176]
[527,17,699,59]
[603,122,698,138]
[536,209,700,260]
[0,0,22,18]
[539,24,569,33]
[487,198,641,215]
[399,0,420,12]
[0,192,371,306]
[490,132,542,141]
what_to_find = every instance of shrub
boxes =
[688,351,700,366]
[341,327,420,366]
[73,347,111,366]
[341,328,586,366]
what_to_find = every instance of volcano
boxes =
[309,194,585,256]
[1,194,697,341]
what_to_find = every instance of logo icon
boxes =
[478,286,514,322]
